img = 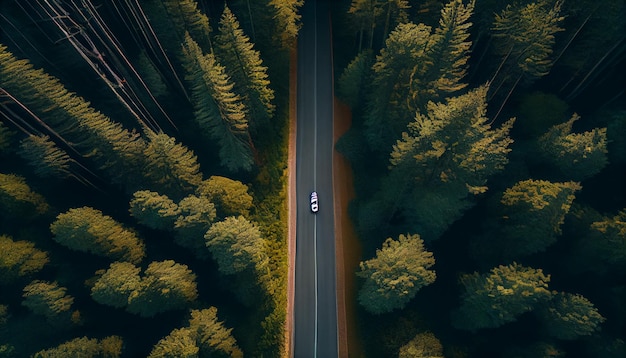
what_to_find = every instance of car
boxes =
[310,191,319,213]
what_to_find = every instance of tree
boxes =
[337,50,374,109]
[538,292,605,340]
[0,235,49,284]
[22,280,74,321]
[157,0,213,53]
[91,260,198,317]
[571,209,626,274]
[205,216,266,276]
[268,0,304,49]
[129,190,180,231]
[348,0,410,50]
[398,332,444,358]
[0,121,13,153]
[18,135,72,179]
[197,176,254,218]
[174,194,217,254]
[142,131,203,199]
[181,33,254,172]
[452,263,554,331]
[32,336,123,358]
[149,307,242,358]
[215,6,275,130]
[386,86,514,240]
[536,114,608,181]
[356,233,436,314]
[0,173,49,220]
[50,207,145,264]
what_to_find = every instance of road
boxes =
[293,0,338,357]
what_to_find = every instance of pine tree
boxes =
[148,328,199,358]
[33,336,123,358]
[538,292,605,340]
[337,50,374,109]
[142,131,203,199]
[216,6,275,130]
[197,176,254,218]
[181,33,254,172]
[572,209,626,274]
[398,332,444,358]
[18,135,72,179]
[204,216,266,276]
[22,280,74,321]
[452,263,554,331]
[158,0,213,53]
[129,190,180,231]
[356,233,436,314]
[537,114,608,181]
[0,173,49,220]
[90,261,144,309]
[0,235,49,284]
[174,194,217,254]
[348,0,410,50]
[268,0,304,49]
[50,207,146,264]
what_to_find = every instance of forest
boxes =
[0,0,302,356]
[333,0,625,357]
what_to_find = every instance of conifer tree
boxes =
[50,207,146,264]
[129,190,180,231]
[197,176,254,218]
[0,235,49,284]
[90,261,144,309]
[33,336,123,358]
[572,209,626,274]
[452,263,554,331]
[173,194,217,254]
[537,114,608,181]
[348,0,410,50]
[142,131,203,199]
[181,33,254,172]
[205,216,267,276]
[148,328,199,358]
[337,50,374,109]
[538,292,605,340]
[0,173,49,220]
[357,233,436,314]
[18,135,72,179]
[22,280,74,321]
[268,0,304,49]
[398,332,444,358]
[216,6,275,130]
[158,0,213,53]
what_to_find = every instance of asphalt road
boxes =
[293,0,338,357]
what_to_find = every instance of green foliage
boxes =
[174,194,217,253]
[357,234,436,314]
[91,260,198,317]
[0,173,49,220]
[197,176,254,218]
[205,216,267,276]
[452,263,554,331]
[537,114,608,181]
[348,0,410,50]
[129,190,180,230]
[538,292,605,340]
[136,51,169,98]
[491,0,564,80]
[216,6,275,129]
[158,0,213,53]
[32,336,123,358]
[0,235,49,284]
[18,135,72,179]
[142,131,203,199]
[337,50,374,109]
[572,209,626,274]
[268,0,304,49]
[181,33,254,172]
[398,332,444,358]
[0,121,14,153]
[149,307,242,358]
[22,280,74,320]
[50,207,146,264]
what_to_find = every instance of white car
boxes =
[310,191,319,213]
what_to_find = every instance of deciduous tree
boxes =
[50,207,145,264]
[357,233,436,314]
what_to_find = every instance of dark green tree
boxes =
[216,6,275,130]
[22,280,74,321]
[129,190,180,231]
[536,114,608,181]
[148,328,199,358]
[571,209,626,274]
[0,173,49,220]
[0,121,14,153]
[268,0,304,49]
[348,0,410,50]
[90,261,143,309]
[0,235,49,284]
[174,194,217,254]
[538,292,605,340]
[337,50,374,109]
[452,263,554,331]
[357,233,436,314]
[181,33,254,172]
[18,135,72,179]
[32,336,123,358]
[157,0,213,53]
[50,207,146,264]
[197,176,254,218]
[142,131,203,199]
[205,216,267,276]
[398,332,444,358]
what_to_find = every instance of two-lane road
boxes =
[293,0,337,357]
